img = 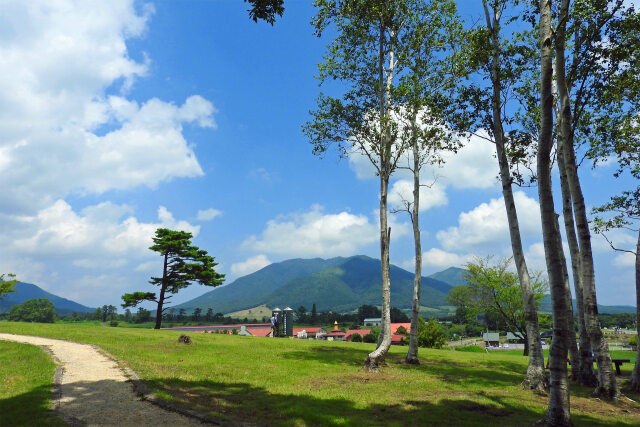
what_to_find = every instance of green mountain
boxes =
[539,295,635,314]
[0,282,94,315]
[426,267,468,289]
[174,255,455,314]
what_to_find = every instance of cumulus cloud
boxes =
[388,180,448,212]
[401,248,473,271]
[230,254,272,277]
[196,208,223,221]
[13,200,199,263]
[436,191,541,252]
[349,131,499,191]
[0,1,216,214]
[241,205,381,258]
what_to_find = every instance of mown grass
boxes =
[0,340,66,426]
[1,321,639,426]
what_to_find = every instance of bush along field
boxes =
[0,322,639,426]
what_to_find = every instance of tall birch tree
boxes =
[389,0,464,365]
[304,0,411,371]
[538,0,572,423]
[479,0,547,391]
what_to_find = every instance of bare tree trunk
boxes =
[539,0,571,423]
[555,0,618,398]
[406,115,422,365]
[631,230,640,392]
[557,141,598,386]
[364,21,394,372]
[483,0,546,391]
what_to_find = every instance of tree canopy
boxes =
[0,273,17,299]
[8,298,56,323]
[122,228,225,329]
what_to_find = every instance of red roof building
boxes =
[246,327,272,337]
[390,323,412,334]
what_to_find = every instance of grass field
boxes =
[1,321,639,426]
[0,339,66,426]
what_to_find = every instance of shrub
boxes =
[395,326,408,336]
[8,298,55,323]
[417,317,447,349]
[628,336,637,346]
[232,328,238,335]
[351,333,362,342]
[363,333,376,343]
[109,321,119,327]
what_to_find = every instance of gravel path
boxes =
[0,333,209,426]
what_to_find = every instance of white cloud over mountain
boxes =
[436,191,541,252]
[241,204,381,258]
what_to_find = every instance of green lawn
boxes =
[1,321,639,426]
[0,340,66,426]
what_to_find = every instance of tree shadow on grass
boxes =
[0,384,65,427]
[144,377,638,427]
[283,347,529,389]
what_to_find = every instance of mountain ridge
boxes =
[0,282,94,315]
[174,255,459,314]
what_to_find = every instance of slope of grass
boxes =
[0,340,66,426]
[1,321,639,426]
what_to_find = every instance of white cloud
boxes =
[421,248,474,269]
[241,205,380,257]
[13,200,199,262]
[388,180,448,212]
[426,132,499,190]
[197,208,223,221]
[613,252,636,268]
[348,131,499,191]
[436,191,541,252]
[230,254,272,277]
[0,1,216,214]
[400,248,473,271]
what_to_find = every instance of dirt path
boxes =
[0,333,209,426]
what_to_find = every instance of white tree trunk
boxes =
[406,116,422,365]
[483,0,546,391]
[554,0,618,394]
[557,141,597,386]
[539,0,571,423]
[631,230,640,392]
[364,21,395,372]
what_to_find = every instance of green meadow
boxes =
[0,339,66,426]
[1,321,639,426]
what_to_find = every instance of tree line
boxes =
[301,0,639,424]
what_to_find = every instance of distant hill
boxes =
[173,255,455,314]
[426,267,468,289]
[0,282,94,315]
[539,295,635,314]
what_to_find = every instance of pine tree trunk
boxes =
[154,253,169,330]
[483,0,545,391]
[631,230,640,392]
[555,2,618,394]
[406,116,422,365]
[539,0,571,423]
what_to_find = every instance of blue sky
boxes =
[0,0,636,310]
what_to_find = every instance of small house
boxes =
[363,318,382,326]
[483,332,500,348]
[506,332,525,344]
